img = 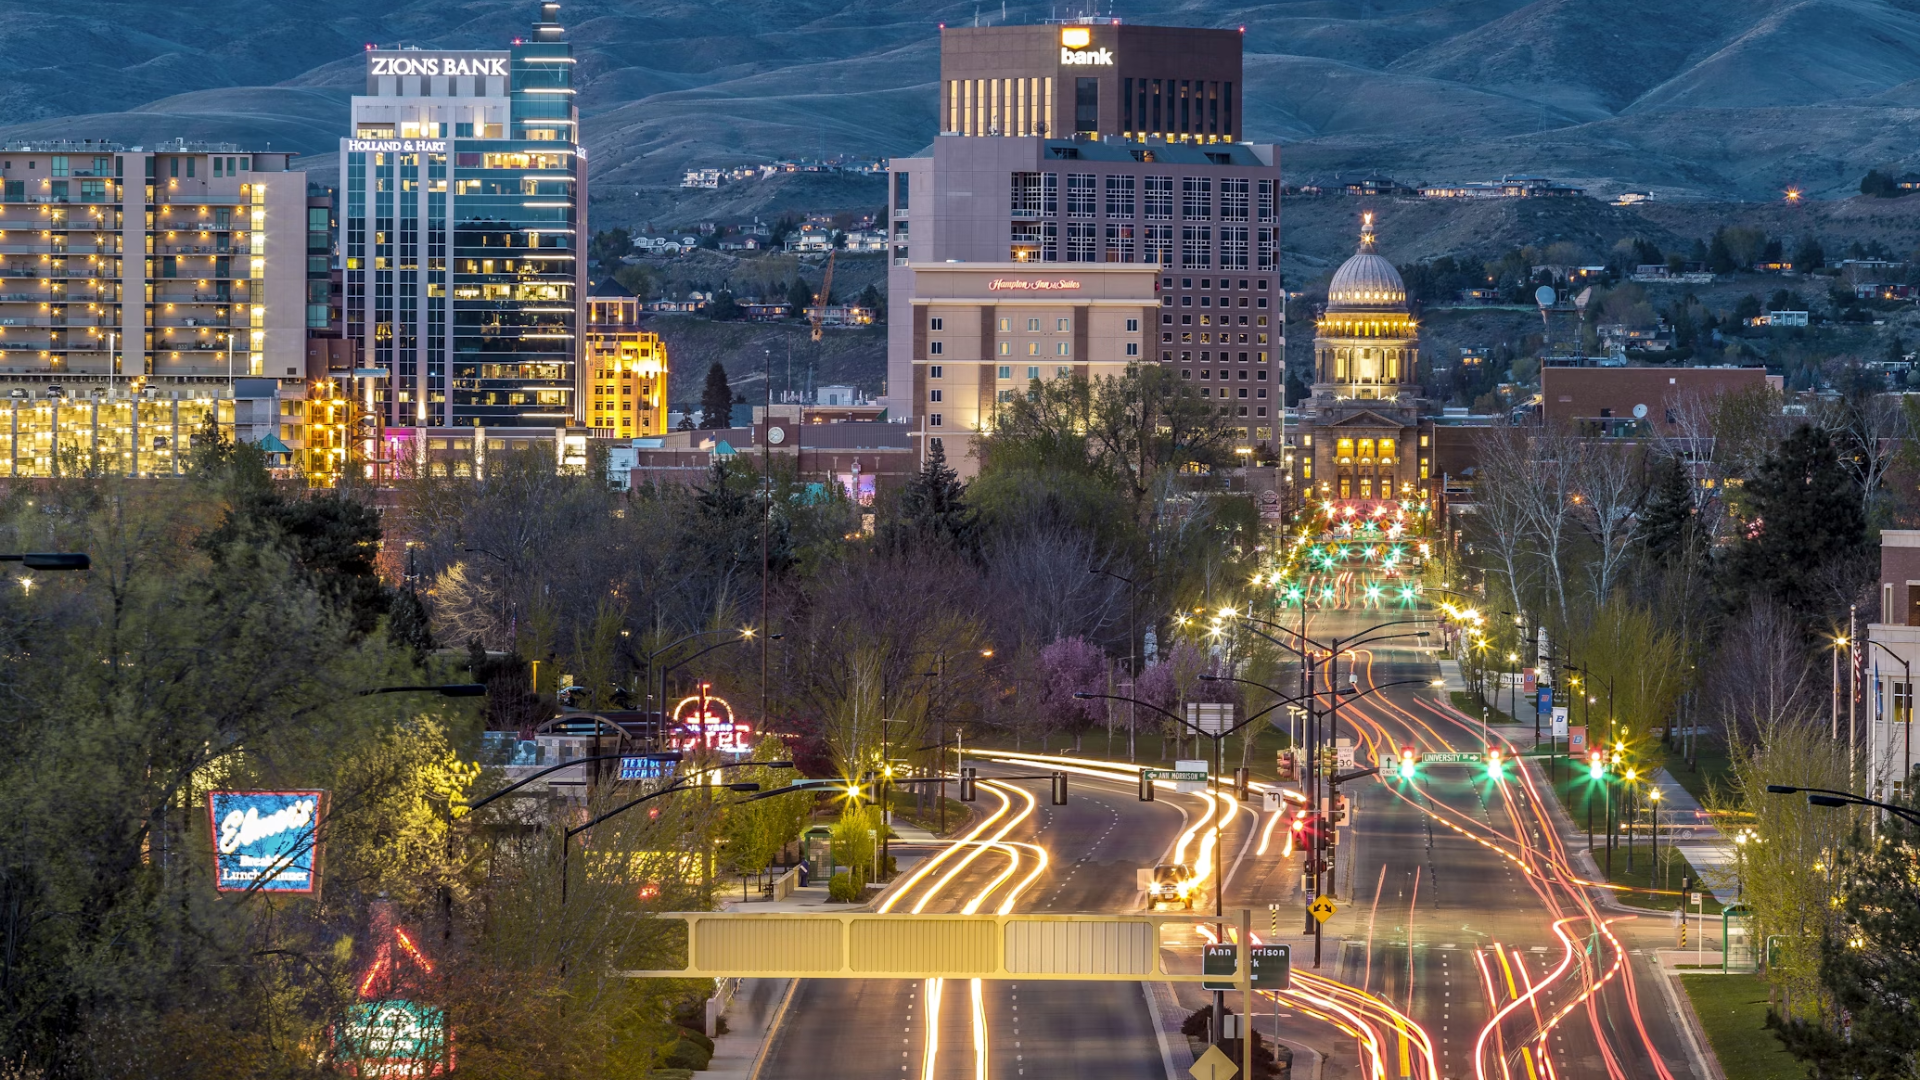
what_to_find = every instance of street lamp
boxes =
[0,552,91,571]
[1767,783,1920,828]
[359,683,489,697]
[656,630,780,750]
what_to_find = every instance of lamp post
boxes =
[1648,786,1662,884]
[1767,783,1920,829]
[1089,566,1156,762]
[656,631,779,750]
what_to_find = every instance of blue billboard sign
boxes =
[620,755,678,781]
[207,791,325,894]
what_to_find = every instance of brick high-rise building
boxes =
[886,20,1281,471]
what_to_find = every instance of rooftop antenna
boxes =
[974,4,979,25]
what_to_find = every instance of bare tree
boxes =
[1524,425,1580,626]
[1572,439,1646,604]
[1465,425,1539,619]
[982,523,1124,649]
[1703,598,1820,744]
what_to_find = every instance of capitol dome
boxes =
[1326,214,1406,310]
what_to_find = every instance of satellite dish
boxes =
[1535,285,1557,308]
[1632,403,1649,419]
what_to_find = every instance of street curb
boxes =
[744,977,799,1080]
[1653,951,1725,1080]
[1141,981,1184,1080]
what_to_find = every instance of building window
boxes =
[1145,223,1173,265]
[1126,342,1140,356]
[1056,318,1070,332]
[1182,177,1211,218]
[930,413,944,427]
[998,342,1011,355]
[1221,226,1249,270]
[1067,222,1097,261]
[929,341,944,355]
[1144,176,1173,220]
[1057,366,1072,378]
[929,365,943,378]
[1221,177,1249,221]
[1104,222,1135,263]
[1075,77,1099,134]
[1181,226,1212,269]
[1258,226,1278,270]
[929,389,943,402]
[1028,343,1040,356]
[1012,172,1043,216]
[1258,179,1276,222]
[1027,366,1040,379]
[1106,175,1136,217]
[1056,342,1071,356]
[1126,318,1139,332]
[999,317,1012,331]
[930,317,944,330]
[1067,173,1097,217]
[1027,318,1041,332]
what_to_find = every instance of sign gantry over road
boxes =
[619,911,1282,982]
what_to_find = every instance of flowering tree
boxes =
[1036,636,1108,747]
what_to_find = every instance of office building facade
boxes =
[0,141,306,476]
[938,21,1243,142]
[339,1,586,432]
[887,23,1280,465]
[583,278,668,439]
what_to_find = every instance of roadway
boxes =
[756,765,1205,1080]
[758,604,1705,1080]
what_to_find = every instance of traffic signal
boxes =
[1329,792,1349,825]
[1051,771,1068,805]
[1486,748,1504,779]
[959,767,978,802]
[1588,752,1605,779]
[1397,745,1417,780]
[1138,770,1155,802]
[1234,767,1251,801]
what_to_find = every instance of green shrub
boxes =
[677,1026,715,1053]
[828,870,859,902]
[661,1036,713,1071]
[648,1071,697,1080]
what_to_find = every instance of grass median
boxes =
[1680,973,1802,1080]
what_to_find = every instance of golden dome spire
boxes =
[1359,211,1375,252]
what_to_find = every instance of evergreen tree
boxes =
[787,277,815,318]
[857,282,884,321]
[1719,424,1868,620]
[700,362,734,428]
[387,586,435,668]
[1706,229,1737,274]
[886,440,977,555]
[1640,454,1698,566]
[1793,237,1825,272]
[1769,784,1920,1076]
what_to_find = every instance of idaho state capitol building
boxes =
[1290,214,1431,503]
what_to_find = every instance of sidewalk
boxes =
[704,977,795,1080]
[1646,767,1737,903]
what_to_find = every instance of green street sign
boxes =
[1144,769,1208,782]
[1420,751,1484,764]
[1250,944,1292,990]
[1202,943,1237,989]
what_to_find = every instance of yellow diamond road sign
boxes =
[1190,1043,1239,1080]
[1310,897,1337,924]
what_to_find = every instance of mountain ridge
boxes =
[3,0,1919,203]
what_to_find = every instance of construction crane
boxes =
[809,249,836,343]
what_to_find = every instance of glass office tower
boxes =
[341,2,586,429]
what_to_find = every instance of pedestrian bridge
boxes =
[618,910,1259,983]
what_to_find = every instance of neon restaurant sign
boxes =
[672,690,754,755]
[207,790,325,894]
